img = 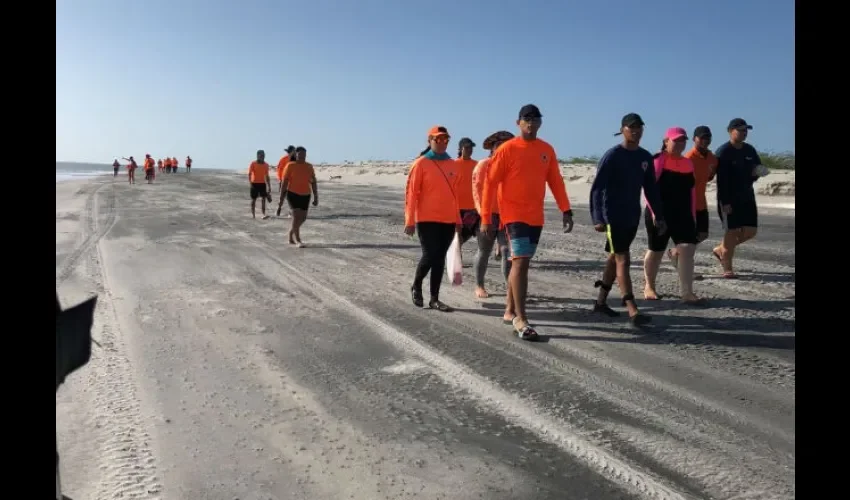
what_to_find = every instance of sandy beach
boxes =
[56,168,795,500]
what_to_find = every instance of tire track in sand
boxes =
[57,185,163,500]
[56,181,118,286]
[212,210,689,500]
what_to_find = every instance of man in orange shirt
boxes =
[275,145,296,216]
[280,146,318,247]
[248,150,272,220]
[143,154,155,184]
[164,157,172,173]
[480,104,574,341]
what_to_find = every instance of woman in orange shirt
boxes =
[404,126,463,312]
[471,130,514,298]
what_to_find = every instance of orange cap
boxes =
[428,125,449,138]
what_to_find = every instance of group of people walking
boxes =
[114,155,192,184]
[246,146,318,248]
[405,104,769,341]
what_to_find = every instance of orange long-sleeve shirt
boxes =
[472,158,500,217]
[481,137,571,226]
[684,147,718,212]
[453,158,477,210]
[404,156,462,226]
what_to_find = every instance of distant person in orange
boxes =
[185,155,193,173]
[157,158,164,173]
[122,156,137,184]
[280,146,318,247]
[248,150,272,220]
[164,157,172,174]
[172,157,179,173]
[112,159,120,177]
[143,154,155,184]
[455,138,479,245]
[480,104,574,341]
[471,130,514,298]
[275,145,296,216]
[404,126,463,312]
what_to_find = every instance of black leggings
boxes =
[413,222,456,299]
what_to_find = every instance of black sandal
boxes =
[429,299,453,312]
[593,281,620,317]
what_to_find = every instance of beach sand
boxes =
[57,169,794,500]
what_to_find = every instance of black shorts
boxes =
[718,200,758,230]
[505,222,543,259]
[604,223,638,255]
[460,209,479,243]
[645,208,698,252]
[286,191,311,211]
[250,183,268,199]
[696,209,709,235]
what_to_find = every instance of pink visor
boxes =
[664,127,688,141]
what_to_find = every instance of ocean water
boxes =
[56,162,115,183]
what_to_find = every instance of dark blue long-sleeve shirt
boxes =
[589,144,663,228]
[714,141,761,207]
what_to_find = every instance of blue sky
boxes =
[57,0,794,169]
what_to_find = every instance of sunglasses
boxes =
[521,115,542,123]
[432,136,450,144]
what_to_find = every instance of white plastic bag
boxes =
[446,233,463,286]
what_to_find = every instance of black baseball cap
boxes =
[458,137,476,148]
[614,113,645,135]
[285,145,295,153]
[693,126,712,138]
[727,118,753,131]
[257,149,265,155]
[622,113,645,127]
[518,104,542,120]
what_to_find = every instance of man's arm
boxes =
[545,150,571,213]
[589,150,613,226]
[310,167,318,204]
[714,145,731,206]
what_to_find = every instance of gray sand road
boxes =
[56,172,795,500]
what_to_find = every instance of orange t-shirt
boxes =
[173,158,179,166]
[453,158,477,210]
[283,161,315,195]
[684,147,717,211]
[472,158,500,216]
[404,156,462,226]
[276,156,291,182]
[165,158,172,167]
[481,137,571,226]
[248,161,270,184]
[144,157,154,170]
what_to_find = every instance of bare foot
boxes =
[296,242,304,248]
[643,288,662,300]
[288,232,296,245]
[474,287,490,298]
[503,312,516,323]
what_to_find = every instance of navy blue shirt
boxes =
[714,141,761,206]
[590,144,663,228]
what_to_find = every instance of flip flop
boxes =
[512,317,539,341]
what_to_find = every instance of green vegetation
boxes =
[559,151,795,171]
[558,156,599,165]
[759,151,795,170]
